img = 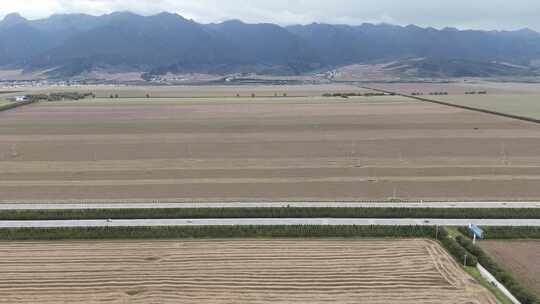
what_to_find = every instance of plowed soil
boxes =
[1,95,540,202]
[480,240,540,297]
[0,239,497,304]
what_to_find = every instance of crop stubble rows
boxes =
[1,95,540,201]
[0,239,496,303]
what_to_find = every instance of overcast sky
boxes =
[1,0,540,31]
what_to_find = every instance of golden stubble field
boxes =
[0,239,497,304]
[1,85,540,202]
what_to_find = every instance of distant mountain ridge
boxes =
[1,12,540,78]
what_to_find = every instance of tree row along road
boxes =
[1,201,539,210]
[1,218,539,228]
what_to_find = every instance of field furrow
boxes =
[1,96,539,202]
[0,239,497,304]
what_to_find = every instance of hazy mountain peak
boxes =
[1,12,27,27]
[154,12,182,18]
[104,11,142,19]
[517,27,536,33]
[48,13,92,19]
[149,12,194,24]
[514,27,539,36]
[405,24,423,30]
[221,19,245,25]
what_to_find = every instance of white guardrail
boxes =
[477,264,521,304]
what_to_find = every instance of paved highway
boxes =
[1,218,539,228]
[0,201,539,210]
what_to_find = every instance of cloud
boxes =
[1,0,539,31]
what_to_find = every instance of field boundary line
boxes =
[361,86,540,125]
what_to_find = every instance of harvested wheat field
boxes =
[480,240,540,297]
[1,91,540,202]
[0,239,496,304]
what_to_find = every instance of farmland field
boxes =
[432,94,540,120]
[480,240,540,297]
[1,85,540,202]
[368,82,540,120]
[367,82,511,95]
[0,239,497,303]
[21,83,374,98]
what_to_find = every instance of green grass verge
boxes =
[444,226,462,238]
[0,102,20,111]
[438,227,478,266]
[465,266,515,304]
[439,228,514,303]
[1,207,539,220]
[0,225,436,241]
[482,226,540,239]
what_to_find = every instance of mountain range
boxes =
[1,12,540,79]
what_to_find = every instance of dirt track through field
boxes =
[1,95,540,202]
[0,239,497,303]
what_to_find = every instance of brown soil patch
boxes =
[0,239,496,304]
[480,240,540,297]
